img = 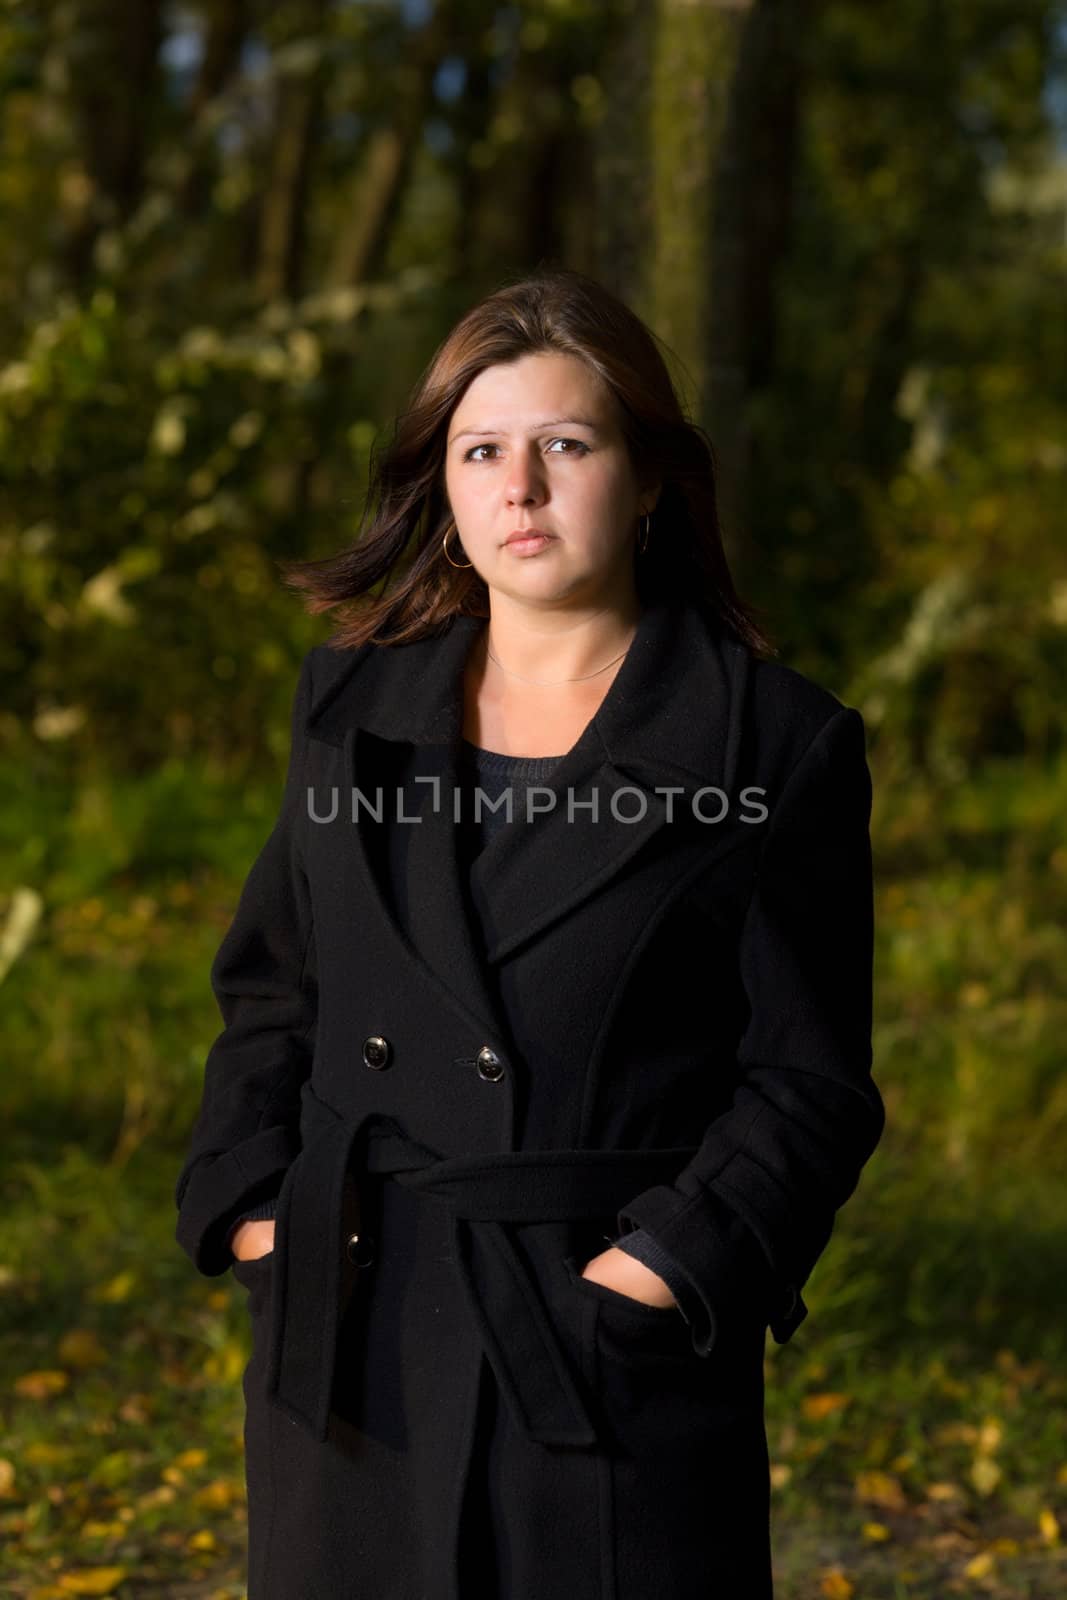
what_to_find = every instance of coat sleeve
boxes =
[174,651,318,1277]
[614,704,885,1355]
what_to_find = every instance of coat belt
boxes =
[263,1086,701,1447]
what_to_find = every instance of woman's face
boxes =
[443,351,657,609]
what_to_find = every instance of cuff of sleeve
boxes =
[616,1182,798,1356]
[176,1124,300,1277]
[224,1195,280,1253]
[611,1228,697,1325]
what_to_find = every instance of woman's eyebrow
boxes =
[450,417,603,442]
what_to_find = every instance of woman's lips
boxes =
[505,532,556,555]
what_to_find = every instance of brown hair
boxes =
[279,267,776,657]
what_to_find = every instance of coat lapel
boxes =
[304,596,752,1044]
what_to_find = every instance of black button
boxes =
[476,1045,504,1082]
[362,1035,391,1070]
[346,1232,375,1268]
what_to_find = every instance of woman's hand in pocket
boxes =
[231,1219,276,1262]
[580,1245,678,1309]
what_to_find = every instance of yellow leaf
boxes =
[861,1522,891,1541]
[14,1369,69,1399]
[56,1569,128,1595]
[203,1339,246,1383]
[802,1393,851,1421]
[188,1530,218,1552]
[25,1442,77,1467]
[80,1521,126,1539]
[977,1418,1002,1454]
[91,1273,136,1304]
[963,1550,995,1579]
[970,1457,1001,1496]
[0,1458,15,1496]
[172,1447,207,1470]
[769,1463,792,1489]
[193,1478,239,1509]
[820,1569,854,1598]
[854,1470,907,1510]
[1038,1507,1060,1543]
[926,1481,964,1501]
[58,1329,107,1370]
[135,1485,176,1509]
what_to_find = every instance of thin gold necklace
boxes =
[485,635,633,686]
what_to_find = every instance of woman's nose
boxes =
[504,451,546,502]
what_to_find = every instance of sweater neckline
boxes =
[459,736,566,769]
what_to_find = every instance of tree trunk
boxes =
[62,0,165,284]
[256,0,332,302]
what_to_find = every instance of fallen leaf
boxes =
[192,1478,239,1510]
[56,1569,128,1595]
[58,1330,108,1370]
[977,1418,1002,1454]
[854,1470,907,1510]
[971,1457,1001,1496]
[118,1395,152,1425]
[802,1393,851,1421]
[14,1369,69,1399]
[24,1442,77,1467]
[1038,1507,1060,1544]
[91,1273,136,1304]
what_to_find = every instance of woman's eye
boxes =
[462,438,589,462]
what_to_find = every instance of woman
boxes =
[174,268,885,1599]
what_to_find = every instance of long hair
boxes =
[279,267,776,657]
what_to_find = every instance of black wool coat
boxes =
[174,595,885,1600]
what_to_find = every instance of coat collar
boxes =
[304,596,755,1045]
[306,595,749,782]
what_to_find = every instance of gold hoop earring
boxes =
[442,521,473,569]
[637,512,651,554]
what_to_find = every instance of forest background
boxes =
[1,2,1065,1596]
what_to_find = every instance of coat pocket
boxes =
[560,1252,692,1365]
